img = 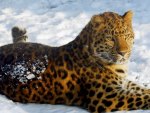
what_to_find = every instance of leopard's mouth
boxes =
[94,52,128,64]
[94,52,113,63]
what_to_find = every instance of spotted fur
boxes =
[0,11,150,113]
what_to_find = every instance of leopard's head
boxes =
[88,11,134,64]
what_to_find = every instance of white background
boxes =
[0,0,150,113]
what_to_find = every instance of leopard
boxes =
[11,26,28,43]
[0,11,150,113]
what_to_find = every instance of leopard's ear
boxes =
[90,15,105,30]
[91,15,104,24]
[123,10,133,24]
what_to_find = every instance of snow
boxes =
[1,56,48,83]
[0,0,150,113]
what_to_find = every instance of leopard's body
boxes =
[0,11,150,113]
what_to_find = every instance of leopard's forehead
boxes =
[91,12,134,37]
[101,12,122,20]
[92,12,131,28]
[93,12,123,24]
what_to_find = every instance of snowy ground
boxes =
[0,0,150,113]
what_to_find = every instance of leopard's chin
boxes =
[111,57,128,65]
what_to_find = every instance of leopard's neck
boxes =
[105,64,128,78]
[92,58,128,77]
